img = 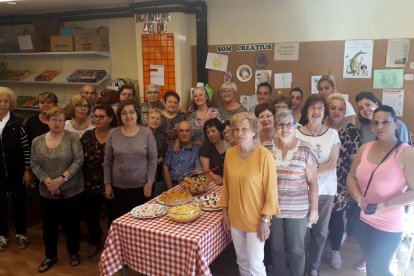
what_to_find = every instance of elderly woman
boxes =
[160,91,186,146]
[325,93,362,269]
[65,94,94,137]
[347,105,414,276]
[269,109,319,276]
[254,102,276,149]
[187,87,221,145]
[80,104,118,257]
[220,112,279,276]
[104,100,157,224]
[147,108,166,184]
[296,94,340,276]
[316,74,356,125]
[218,82,247,121]
[289,87,304,123]
[139,84,165,126]
[25,91,58,143]
[356,91,408,144]
[31,107,84,272]
[0,87,32,252]
[199,118,226,185]
[273,96,292,114]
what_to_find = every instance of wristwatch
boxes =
[61,174,69,182]
[261,217,271,224]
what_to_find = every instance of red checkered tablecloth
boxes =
[99,184,231,276]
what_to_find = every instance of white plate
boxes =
[236,65,253,82]
[130,203,166,219]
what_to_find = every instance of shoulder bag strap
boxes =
[363,141,401,197]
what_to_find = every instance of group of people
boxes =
[0,74,413,276]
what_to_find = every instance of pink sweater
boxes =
[356,141,409,232]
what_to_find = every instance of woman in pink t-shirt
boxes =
[347,105,414,276]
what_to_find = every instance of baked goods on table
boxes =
[131,203,166,219]
[180,175,209,195]
[157,189,193,205]
[197,193,222,211]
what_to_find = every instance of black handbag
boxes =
[346,141,401,234]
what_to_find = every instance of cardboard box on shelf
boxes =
[50,35,74,52]
[74,27,109,52]
[17,32,45,52]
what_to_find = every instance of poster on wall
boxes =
[274,73,292,89]
[150,64,164,86]
[382,89,404,116]
[205,52,228,72]
[373,69,404,89]
[274,42,299,61]
[386,39,410,68]
[255,70,272,88]
[343,40,373,78]
[311,75,322,94]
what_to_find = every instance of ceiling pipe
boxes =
[0,0,208,83]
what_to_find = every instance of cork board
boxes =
[192,39,414,132]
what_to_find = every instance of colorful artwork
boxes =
[236,65,252,82]
[343,40,373,79]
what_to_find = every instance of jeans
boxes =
[355,219,402,276]
[269,216,308,276]
[231,226,266,276]
[306,195,334,271]
[0,175,27,237]
[329,207,346,251]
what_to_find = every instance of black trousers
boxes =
[40,193,82,258]
[107,186,148,225]
[83,192,104,246]
[0,175,26,237]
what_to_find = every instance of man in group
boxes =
[80,84,98,107]
[139,84,165,126]
[249,82,272,112]
[153,121,201,196]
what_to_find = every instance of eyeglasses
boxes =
[50,118,65,124]
[308,106,325,112]
[92,115,106,121]
[275,122,295,129]
[75,104,89,110]
[371,120,392,127]
[258,114,274,120]
[146,91,159,95]
[121,110,136,116]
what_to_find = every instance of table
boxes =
[99,184,231,276]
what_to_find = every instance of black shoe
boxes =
[70,254,80,266]
[38,257,57,273]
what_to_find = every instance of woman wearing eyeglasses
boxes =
[31,107,85,272]
[268,109,319,276]
[254,102,276,149]
[296,94,340,276]
[104,100,157,225]
[80,104,118,257]
[65,95,94,137]
[347,105,414,276]
[139,84,165,126]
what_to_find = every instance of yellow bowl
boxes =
[166,200,202,223]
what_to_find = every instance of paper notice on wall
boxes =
[373,69,404,89]
[240,95,251,111]
[274,42,299,60]
[255,70,272,88]
[205,52,228,72]
[382,89,404,116]
[274,73,292,89]
[386,39,410,68]
[311,75,322,94]
[150,64,165,86]
[343,40,373,78]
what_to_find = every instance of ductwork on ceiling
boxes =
[0,0,208,83]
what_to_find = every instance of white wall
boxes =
[206,0,414,44]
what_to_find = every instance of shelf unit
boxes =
[0,51,111,86]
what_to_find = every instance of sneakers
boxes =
[309,268,319,276]
[353,256,366,270]
[0,236,8,252]
[70,254,81,266]
[329,250,342,269]
[16,234,30,249]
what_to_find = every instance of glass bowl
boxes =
[179,169,211,196]
[166,199,203,223]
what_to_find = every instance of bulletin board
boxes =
[191,39,414,133]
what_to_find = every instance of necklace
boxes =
[306,124,323,137]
